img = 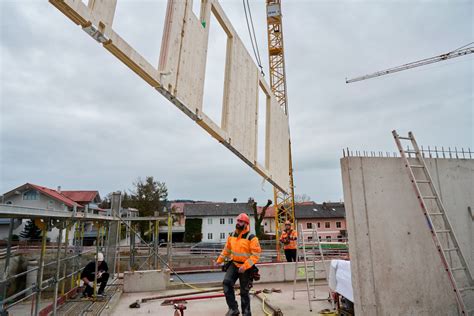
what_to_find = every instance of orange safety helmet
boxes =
[236,213,250,224]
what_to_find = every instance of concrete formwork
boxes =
[340,157,474,315]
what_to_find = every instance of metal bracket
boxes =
[82,23,108,44]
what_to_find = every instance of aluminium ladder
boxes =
[292,224,334,312]
[393,130,474,315]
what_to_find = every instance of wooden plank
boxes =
[49,0,90,26]
[88,0,117,34]
[104,30,161,87]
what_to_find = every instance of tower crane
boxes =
[265,0,296,261]
[346,44,474,83]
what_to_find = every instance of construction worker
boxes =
[280,220,297,262]
[81,252,109,297]
[215,213,261,316]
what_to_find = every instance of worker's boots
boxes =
[225,309,240,316]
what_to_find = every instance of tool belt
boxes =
[222,260,233,272]
[222,261,260,282]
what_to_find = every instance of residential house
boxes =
[1,183,83,242]
[296,202,346,241]
[61,190,105,246]
[262,201,346,242]
[184,202,255,242]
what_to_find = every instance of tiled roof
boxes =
[295,202,345,219]
[61,191,99,204]
[28,184,82,208]
[184,202,253,217]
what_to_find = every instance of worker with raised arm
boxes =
[215,213,261,316]
[280,220,297,262]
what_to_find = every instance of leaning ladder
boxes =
[292,224,333,312]
[393,130,474,315]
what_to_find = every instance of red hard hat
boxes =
[236,213,250,224]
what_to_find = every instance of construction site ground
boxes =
[113,280,333,315]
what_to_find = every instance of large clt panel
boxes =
[341,157,474,315]
[266,79,290,189]
[49,0,291,193]
[222,38,259,165]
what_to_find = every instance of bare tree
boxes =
[294,194,311,203]
[248,198,273,239]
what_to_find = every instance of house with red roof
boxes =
[0,183,104,243]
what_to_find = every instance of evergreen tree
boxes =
[20,220,42,241]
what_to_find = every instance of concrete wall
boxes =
[123,270,170,293]
[256,261,330,284]
[341,157,474,315]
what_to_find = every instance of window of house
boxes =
[220,218,225,225]
[325,222,330,228]
[336,221,341,228]
[6,201,12,205]
[208,218,213,225]
[23,190,38,200]
[337,235,343,242]
[220,232,225,239]
[317,222,320,228]
[306,222,312,229]
[228,218,233,224]
[326,236,331,241]
[318,236,322,240]
[308,236,313,241]
[208,233,213,240]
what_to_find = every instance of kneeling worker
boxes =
[215,213,261,316]
[280,220,297,262]
[81,252,109,297]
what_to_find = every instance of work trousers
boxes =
[83,272,109,296]
[223,262,252,316]
[284,249,297,262]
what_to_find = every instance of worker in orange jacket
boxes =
[280,220,297,262]
[215,213,261,316]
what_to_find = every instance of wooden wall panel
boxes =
[266,83,290,190]
[49,0,291,193]
[222,38,259,165]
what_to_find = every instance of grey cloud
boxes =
[1,0,472,204]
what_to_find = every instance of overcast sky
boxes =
[1,0,472,204]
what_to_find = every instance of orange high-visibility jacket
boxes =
[216,226,261,271]
[280,229,297,250]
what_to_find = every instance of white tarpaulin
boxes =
[328,259,353,302]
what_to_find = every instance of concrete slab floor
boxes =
[113,281,333,315]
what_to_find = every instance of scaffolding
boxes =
[0,199,167,316]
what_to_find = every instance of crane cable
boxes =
[449,41,474,53]
[243,0,265,76]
